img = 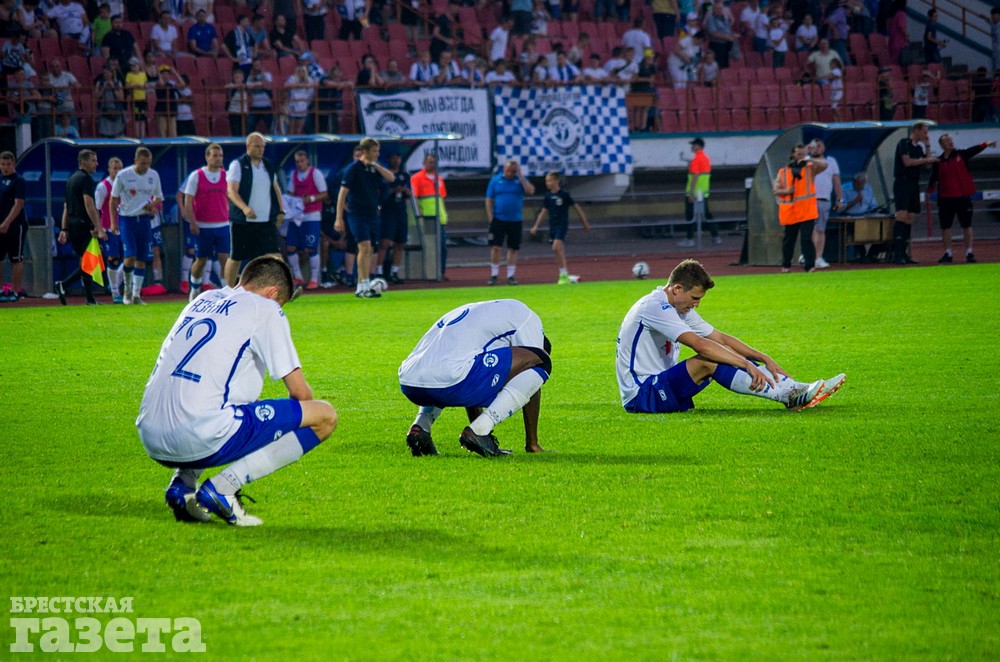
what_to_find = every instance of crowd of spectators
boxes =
[0,0,997,140]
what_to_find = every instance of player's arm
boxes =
[281,367,314,401]
[807,156,828,174]
[517,167,535,195]
[678,330,775,390]
[0,197,23,232]
[272,177,286,224]
[334,185,348,233]
[485,196,494,223]
[227,179,255,219]
[372,160,395,183]
[530,207,547,235]
[707,329,788,380]
[833,172,843,210]
[572,202,590,230]
[687,173,700,200]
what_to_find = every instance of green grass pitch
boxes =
[1,265,998,659]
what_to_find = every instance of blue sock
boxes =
[713,364,739,389]
[296,428,321,454]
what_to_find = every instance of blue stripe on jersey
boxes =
[222,339,251,407]
[628,321,645,385]
[482,329,517,352]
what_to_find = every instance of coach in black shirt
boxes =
[335,137,394,298]
[891,121,938,264]
[56,150,106,305]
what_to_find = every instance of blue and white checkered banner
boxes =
[493,84,633,177]
[358,87,493,171]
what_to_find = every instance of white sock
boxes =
[357,278,369,293]
[413,406,441,431]
[471,369,545,435]
[153,268,162,282]
[124,270,133,293]
[181,254,192,282]
[132,273,145,296]
[172,468,203,490]
[944,248,952,256]
[559,268,568,276]
[719,365,800,402]
[109,266,121,293]
[289,256,303,280]
[215,431,306,494]
[490,263,500,277]
[507,265,516,278]
[391,265,399,275]
[212,259,222,282]
[309,254,320,281]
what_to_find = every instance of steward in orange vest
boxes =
[773,143,828,271]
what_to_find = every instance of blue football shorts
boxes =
[625,362,710,414]
[400,347,513,409]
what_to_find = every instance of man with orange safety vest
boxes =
[773,143,828,273]
[409,152,449,280]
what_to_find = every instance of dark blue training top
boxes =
[341,160,384,217]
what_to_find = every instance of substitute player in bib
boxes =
[617,259,845,414]
[286,150,327,289]
[94,157,124,302]
[137,256,337,526]
[110,146,164,305]
[182,143,230,302]
[399,299,553,457]
[529,171,590,285]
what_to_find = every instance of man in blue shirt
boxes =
[840,173,878,216]
[335,137,394,298]
[485,159,535,285]
[187,10,220,57]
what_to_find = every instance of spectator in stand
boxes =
[337,0,368,41]
[697,48,717,86]
[593,0,612,22]
[270,14,304,60]
[923,8,946,64]
[124,57,149,138]
[825,0,850,68]
[2,29,35,78]
[382,58,406,86]
[6,67,40,135]
[245,57,274,133]
[829,58,844,120]
[517,35,539,78]
[46,0,87,43]
[739,0,761,49]
[548,50,580,82]
[611,47,639,81]
[149,11,179,57]
[437,50,463,84]
[103,18,143,75]
[54,112,80,138]
[302,0,328,42]
[887,0,907,66]
[91,3,112,49]
[545,0,561,20]
[561,0,578,21]
[488,16,513,63]
[185,0,214,23]
[158,0,184,22]
[431,2,460,62]
[668,14,700,88]
[318,65,352,131]
[614,0,629,22]
[511,0,532,35]
[175,74,195,135]
[357,53,386,87]
[249,14,273,60]
[485,59,516,83]
[299,51,326,83]
[95,61,125,137]
[39,58,78,137]
[582,53,607,81]
[154,64,181,137]
[653,0,679,39]
[911,69,937,120]
[222,13,254,76]
[284,62,316,134]
[795,13,818,52]
[530,0,549,37]
[806,38,838,84]
[877,66,896,120]
[928,135,996,264]
[704,0,736,69]
[409,49,440,85]
[460,54,485,85]
[272,0,297,36]
[567,32,589,67]
[769,14,788,68]
[16,0,48,39]
[622,17,653,66]
[226,67,249,136]
[187,9,219,57]
[840,173,878,216]
[529,55,549,82]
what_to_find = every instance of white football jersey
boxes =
[111,165,163,217]
[616,287,714,406]
[136,287,301,463]
[399,299,545,388]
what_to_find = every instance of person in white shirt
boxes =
[399,299,553,457]
[435,50,462,84]
[408,50,440,85]
[46,0,88,41]
[484,59,517,83]
[806,138,842,269]
[617,259,844,414]
[150,10,179,56]
[488,16,514,62]
[137,255,337,527]
[621,17,653,65]
[582,53,607,81]
[768,14,788,68]
[110,146,163,305]
[608,47,639,80]
[751,6,771,53]
[548,51,580,82]
[739,0,762,49]
[795,13,818,51]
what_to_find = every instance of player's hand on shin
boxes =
[746,364,774,392]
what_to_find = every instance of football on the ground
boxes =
[632,262,650,279]
[370,277,389,294]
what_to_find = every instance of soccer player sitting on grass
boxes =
[399,299,552,457]
[616,259,845,414]
[137,256,337,526]
[529,171,590,285]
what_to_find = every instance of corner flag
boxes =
[82,237,106,287]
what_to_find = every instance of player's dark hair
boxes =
[240,256,294,303]
[78,149,97,166]
[668,259,714,291]
[0,150,15,162]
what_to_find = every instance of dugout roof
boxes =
[747,121,937,265]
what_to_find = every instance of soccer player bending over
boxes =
[617,259,844,414]
[137,256,337,526]
[399,299,552,457]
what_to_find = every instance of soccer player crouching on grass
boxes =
[399,299,552,457]
[137,256,337,526]
[616,259,845,414]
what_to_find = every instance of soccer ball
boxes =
[632,262,650,279]
[370,277,389,294]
